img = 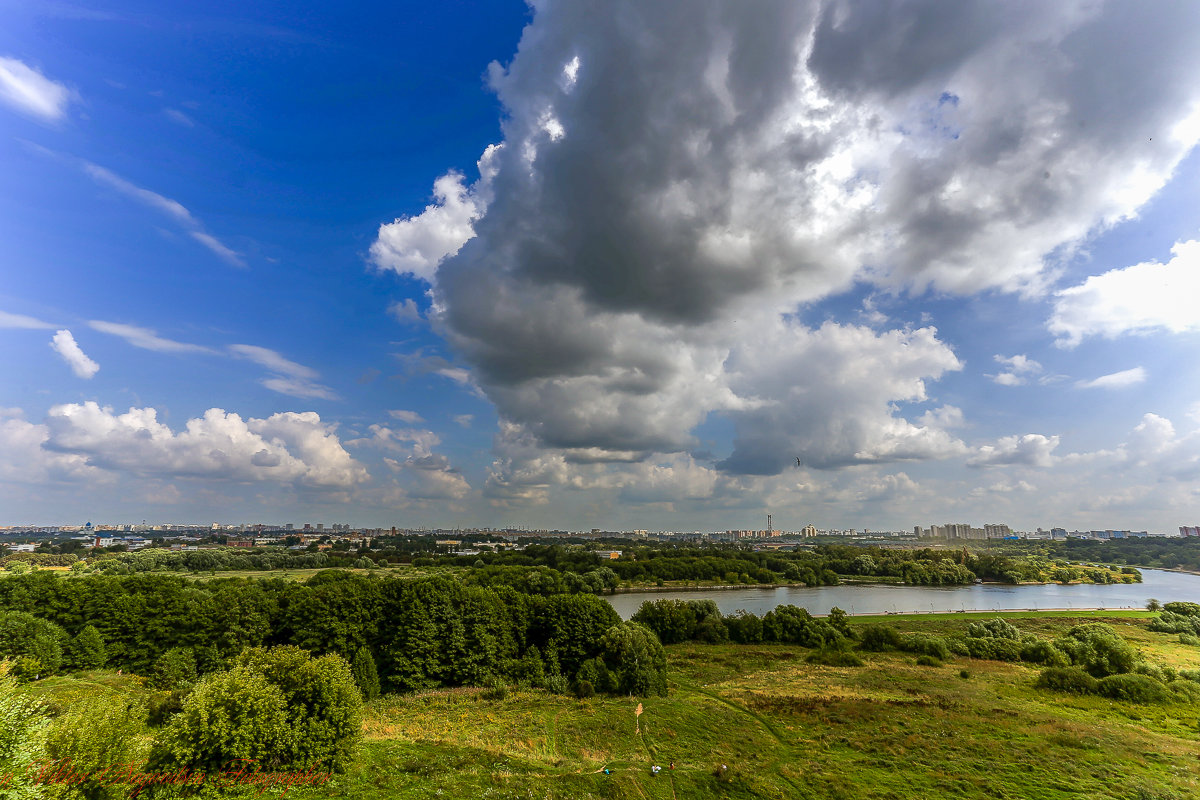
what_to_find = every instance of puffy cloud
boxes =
[988,354,1042,386]
[350,424,441,455]
[364,424,471,500]
[1090,412,1200,482]
[43,402,368,488]
[968,433,1060,468]
[50,329,99,378]
[1050,239,1200,347]
[375,0,1200,481]
[0,310,55,329]
[0,410,95,483]
[370,145,501,283]
[0,57,72,121]
[387,298,423,324]
[719,321,965,473]
[484,422,571,506]
[89,321,214,354]
[401,458,471,500]
[229,344,338,401]
[1075,366,1146,390]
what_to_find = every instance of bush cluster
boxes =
[632,600,852,650]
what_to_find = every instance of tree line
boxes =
[0,570,666,699]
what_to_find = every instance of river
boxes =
[604,568,1200,620]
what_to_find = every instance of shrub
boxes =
[45,691,149,800]
[351,647,380,701]
[0,663,48,798]
[146,689,189,727]
[149,667,292,774]
[724,611,764,644]
[573,679,595,699]
[1020,639,1069,667]
[1163,601,1200,617]
[598,622,667,697]
[544,671,570,695]
[575,657,615,694]
[959,669,971,679]
[694,615,730,644]
[480,677,508,700]
[1178,669,1200,684]
[1096,673,1172,703]
[68,625,108,671]
[1056,623,1137,677]
[966,618,1020,640]
[150,647,198,691]
[900,634,951,661]
[915,655,942,667]
[805,646,864,667]
[1036,666,1099,695]
[1133,663,1170,683]
[1169,680,1200,703]
[0,611,70,675]
[1180,633,1200,646]
[857,624,902,652]
[1149,612,1200,635]
[150,646,363,774]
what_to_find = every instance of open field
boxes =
[18,610,1200,799]
[317,617,1200,799]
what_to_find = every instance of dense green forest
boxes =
[439,543,1136,587]
[990,537,1200,572]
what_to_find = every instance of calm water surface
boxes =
[605,569,1200,619]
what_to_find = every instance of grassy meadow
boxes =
[21,610,1200,800]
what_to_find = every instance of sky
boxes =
[2,0,1200,532]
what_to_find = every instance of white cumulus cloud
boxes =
[370,145,501,283]
[968,434,1060,468]
[1050,239,1200,347]
[50,329,98,379]
[988,354,1043,386]
[43,402,368,488]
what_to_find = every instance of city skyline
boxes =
[3,2,1200,531]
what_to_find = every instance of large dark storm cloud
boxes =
[373,0,1200,490]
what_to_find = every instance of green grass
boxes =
[304,612,1200,799]
[21,612,1200,799]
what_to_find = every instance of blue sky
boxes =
[2,1,1200,532]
